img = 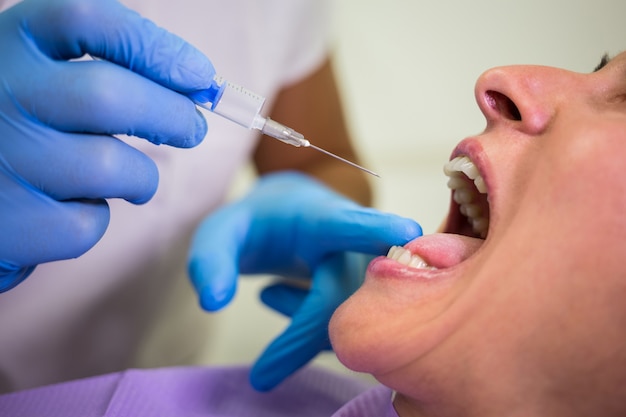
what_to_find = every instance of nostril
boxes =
[485,90,522,121]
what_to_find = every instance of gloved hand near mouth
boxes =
[188,171,422,390]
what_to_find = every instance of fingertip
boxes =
[198,285,235,312]
[0,266,36,293]
[188,256,237,312]
[377,213,421,241]
[400,217,423,239]
[68,199,111,255]
[189,109,208,148]
[259,284,307,317]
[172,105,208,149]
[41,199,111,262]
[97,138,159,204]
[249,377,273,392]
[126,193,155,206]
[124,159,159,205]
[249,364,280,392]
[349,210,423,250]
[146,101,208,148]
[259,285,278,307]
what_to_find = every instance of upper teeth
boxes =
[387,245,436,269]
[443,156,489,238]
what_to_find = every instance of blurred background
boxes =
[195,0,626,379]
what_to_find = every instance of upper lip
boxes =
[450,138,489,177]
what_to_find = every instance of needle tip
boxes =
[308,144,380,178]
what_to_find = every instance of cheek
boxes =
[540,125,626,238]
[513,116,626,253]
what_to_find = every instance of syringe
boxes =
[191,76,379,177]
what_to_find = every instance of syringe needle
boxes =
[257,118,380,178]
[308,144,380,178]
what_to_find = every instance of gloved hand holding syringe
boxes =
[191,77,379,177]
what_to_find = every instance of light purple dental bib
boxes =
[0,365,399,417]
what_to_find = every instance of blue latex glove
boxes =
[188,172,422,390]
[0,0,215,291]
[254,251,372,388]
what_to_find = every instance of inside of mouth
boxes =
[386,163,489,270]
[444,164,490,240]
[456,176,489,239]
[386,155,491,270]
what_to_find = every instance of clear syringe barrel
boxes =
[193,76,266,130]
[191,76,309,147]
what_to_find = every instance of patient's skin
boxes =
[330,51,626,417]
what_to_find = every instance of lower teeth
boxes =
[387,246,436,269]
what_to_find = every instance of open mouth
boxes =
[442,155,490,239]
[386,154,489,269]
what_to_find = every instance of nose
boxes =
[474,65,562,135]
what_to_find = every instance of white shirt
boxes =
[0,0,330,392]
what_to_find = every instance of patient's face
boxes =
[330,52,626,415]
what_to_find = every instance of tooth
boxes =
[388,245,401,260]
[464,204,482,218]
[460,161,479,180]
[453,188,475,204]
[397,249,412,265]
[392,246,403,261]
[387,245,401,259]
[474,176,487,194]
[409,256,430,269]
[445,157,483,185]
[447,177,466,190]
[472,217,489,234]
[386,246,436,269]
[443,157,463,176]
[453,156,469,172]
